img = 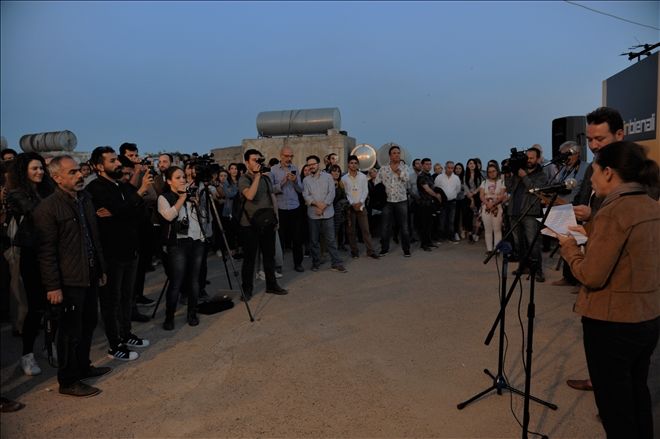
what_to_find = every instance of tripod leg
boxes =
[152,278,169,319]
[457,384,498,409]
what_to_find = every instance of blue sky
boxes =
[1,1,658,163]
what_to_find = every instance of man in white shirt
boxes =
[341,155,379,259]
[434,161,462,242]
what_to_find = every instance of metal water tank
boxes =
[350,144,378,171]
[19,130,77,153]
[257,108,341,137]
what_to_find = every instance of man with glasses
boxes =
[270,146,304,272]
[302,155,347,272]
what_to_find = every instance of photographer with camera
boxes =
[505,146,548,283]
[157,166,205,330]
[238,149,288,301]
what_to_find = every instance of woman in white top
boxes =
[479,164,507,252]
[157,166,205,330]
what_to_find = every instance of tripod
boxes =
[458,187,558,438]
[152,184,254,322]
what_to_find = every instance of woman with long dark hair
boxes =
[558,141,659,439]
[464,158,483,242]
[221,163,242,257]
[330,164,349,250]
[453,162,466,239]
[6,152,54,375]
[157,166,205,330]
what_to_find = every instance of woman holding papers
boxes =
[557,141,659,439]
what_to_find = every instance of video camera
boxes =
[502,148,528,174]
[188,153,216,183]
[256,157,270,173]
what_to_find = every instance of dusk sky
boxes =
[1,1,658,163]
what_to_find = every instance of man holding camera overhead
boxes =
[238,149,288,302]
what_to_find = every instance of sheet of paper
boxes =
[538,204,588,245]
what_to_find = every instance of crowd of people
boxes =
[0,106,659,439]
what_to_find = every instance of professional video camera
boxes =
[501,148,528,174]
[188,153,216,183]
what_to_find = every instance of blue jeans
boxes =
[165,238,205,318]
[380,201,410,252]
[309,217,342,267]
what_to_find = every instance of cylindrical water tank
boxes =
[257,108,341,137]
[19,130,77,153]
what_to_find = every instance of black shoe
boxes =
[403,250,411,257]
[351,252,359,259]
[83,366,112,379]
[536,272,546,283]
[368,253,380,259]
[266,286,288,295]
[422,246,432,252]
[294,265,304,273]
[131,310,150,323]
[163,318,174,331]
[379,250,389,257]
[59,381,101,398]
[311,265,320,272]
[0,397,25,412]
[188,315,199,326]
[135,296,155,307]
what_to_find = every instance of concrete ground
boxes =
[1,238,658,438]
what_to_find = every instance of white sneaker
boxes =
[275,271,283,279]
[21,353,42,376]
[256,270,265,280]
[473,234,479,242]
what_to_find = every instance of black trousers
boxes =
[278,208,303,267]
[583,316,659,439]
[418,203,435,247]
[240,225,278,294]
[58,285,98,386]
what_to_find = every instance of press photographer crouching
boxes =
[157,166,205,330]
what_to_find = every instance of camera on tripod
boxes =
[188,153,216,183]
[502,148,528,174]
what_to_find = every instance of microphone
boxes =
[528,178,578,194]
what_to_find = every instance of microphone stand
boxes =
[459,178,558,439]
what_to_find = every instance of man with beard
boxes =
[303,155,346,272]
[505,146,548,282]
[33,155,110,397]
[86,146,152,361]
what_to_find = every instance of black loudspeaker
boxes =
[552,116,587,161]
